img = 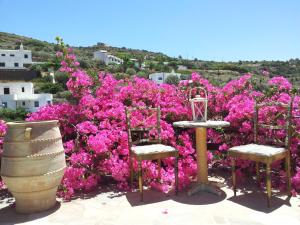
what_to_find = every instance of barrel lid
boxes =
[6,120,59,127]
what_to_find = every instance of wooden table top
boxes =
[173,120,230,128]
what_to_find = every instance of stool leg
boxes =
[256,162,260,187]
[130,157,133,191]
[175,156,178,195]
[266,163,272,208]
[138,160,143,201]
[158,159,161,182]
[231,157,236,196]
[285,153,291,195]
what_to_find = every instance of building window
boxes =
[4,88,10,94]
[10,54,15,57]
[24,54,28,58]
[22,87,25,92]
[1,54,5,56]
[0,62,5,67]
[14,62,19,67]
[47,100,51,105]
[2,102,7,108]
[22,101,25,106]
[158,77,163,81]
[34,101,39,107]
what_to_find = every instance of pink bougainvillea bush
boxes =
[0,120,7,188]
[0,120,6,146]
[1,45,300,199]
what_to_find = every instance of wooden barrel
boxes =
[0,120,66,213]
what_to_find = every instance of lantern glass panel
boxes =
[189,87,208,122]
[192,99,207,121]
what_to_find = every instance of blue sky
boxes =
[0,0,299,61]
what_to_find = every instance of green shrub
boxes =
[137,71,148,78]
[180,74,190,80]
[55,72,68,89]
[0,108,28,121]
[38,83,64,94]
[125,68,137,76]
[165,75,180,85]
[114,73,130,80]
[32,75,53,83]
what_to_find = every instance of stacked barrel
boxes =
[0,120,66,213]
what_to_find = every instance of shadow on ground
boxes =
[0,189,13,205]
[68,177,128,201]
[0,201,61,225]
[213,168,292,213]
[227,189,292,213]
[125,186,227,207]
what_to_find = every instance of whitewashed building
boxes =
[149,72,181,84]
[177,65,188,71]
[0,44,32,69]
[0,82,53,112]
[93,50,123,65]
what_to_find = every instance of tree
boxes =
[165,75,180,85]
[137,71,148,78]
[126,68,136,76]
[121,57,132,72]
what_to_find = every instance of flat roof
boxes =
[0,69,37,81]
[0,49,31,52]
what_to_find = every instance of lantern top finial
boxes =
[189,87,207,101]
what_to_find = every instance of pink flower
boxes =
[87,132,112,154]
[162,209,168,214]
[262,70,270,76]
[64,140,75,153]
[292,170,300,191]
[191,72,201,82]
[56,52,63,57]
[219,143,229,152]
[268,76,292,91]
[76,121,98,134]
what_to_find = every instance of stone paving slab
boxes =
[0,183,300,225]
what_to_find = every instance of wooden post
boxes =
[232,158,236,196]
[195,127,208,183]
[256,162,260,187]
[266,163,271,208]
[175,155,178,195]
[138,160,143,201]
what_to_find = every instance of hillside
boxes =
[0,32,300,88]
[0,32,170,64]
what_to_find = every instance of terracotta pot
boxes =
[0,120,66,214]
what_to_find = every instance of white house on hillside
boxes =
[0,44,32,69]
[93,50,123,65]
[177,65,188,71]
[149,72,181,84]
[0,82,53,112]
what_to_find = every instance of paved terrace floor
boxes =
[0,172,300,225]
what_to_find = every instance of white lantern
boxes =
[189,87,208,122]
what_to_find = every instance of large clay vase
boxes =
[0,120,66,213]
